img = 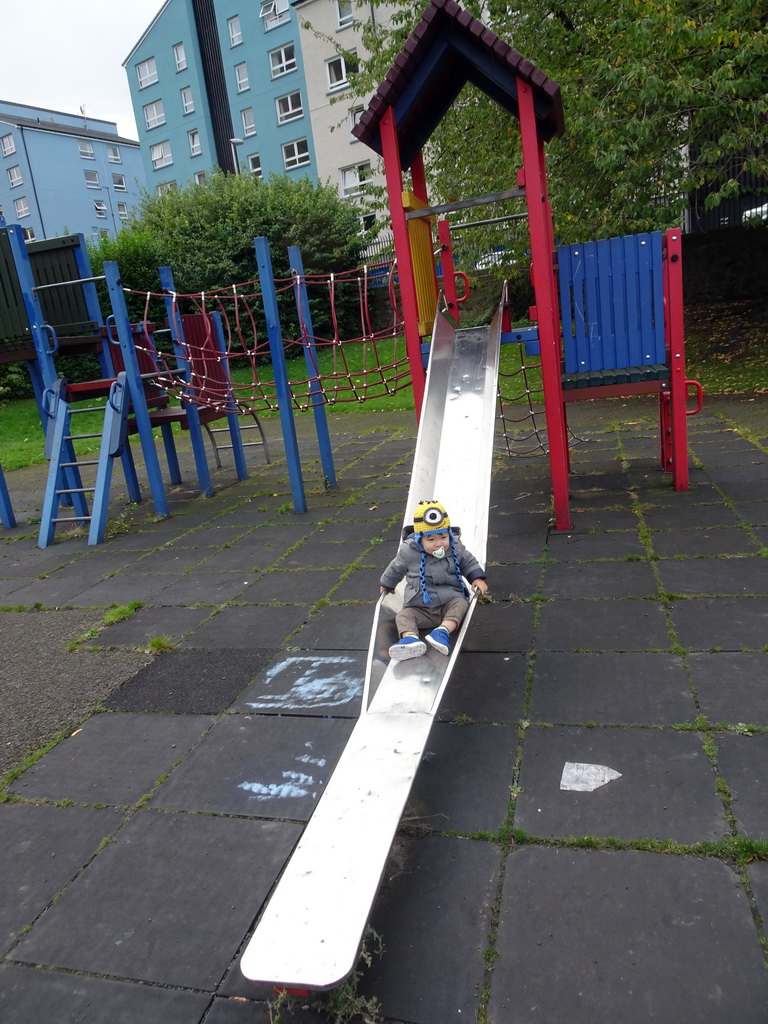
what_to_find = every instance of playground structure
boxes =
[240,0,703,992]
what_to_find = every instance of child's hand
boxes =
[380,586,394,594]
[471,579,488,597]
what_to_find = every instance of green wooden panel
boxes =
[28,235,97,335]
[0,228,31,343]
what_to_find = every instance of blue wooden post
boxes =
[71,233,113,377]
[0,465,16,529]
[254,236,307,513]
[103,261,169,518]
[157,266,213,497]
[210,311,249,480]
[287,246,336,490]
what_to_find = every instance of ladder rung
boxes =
[52,515,92,523]
[70,405,106,414]
[64,433,102,440]
[57,487,95,495]
[61,460,99,467]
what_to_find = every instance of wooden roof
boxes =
[352,0,564,169]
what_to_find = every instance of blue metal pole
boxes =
[103,261,169,517]
[0,465,16,529]
[254,236,306,513]
[287,246,336,490]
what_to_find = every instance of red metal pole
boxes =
[517,79,571,530]
[380,108,426,419]
[663,228,689,490]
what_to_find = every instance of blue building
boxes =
[0,101,146,242]
[123,0,319,190]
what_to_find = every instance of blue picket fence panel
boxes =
[558,231,666,375]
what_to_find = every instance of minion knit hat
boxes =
[413,500,450,537]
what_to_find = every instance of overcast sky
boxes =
[2,0,165,140]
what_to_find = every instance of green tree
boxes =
[88,172,370,336]
[353,0,768,244]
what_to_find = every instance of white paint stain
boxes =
[560,762,622,792]
[247,655,362,710]
[239,770,317,801]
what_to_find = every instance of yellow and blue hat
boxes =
[413,500,450,537]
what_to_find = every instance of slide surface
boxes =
[240,303,502,989]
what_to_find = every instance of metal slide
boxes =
[240,300,503,990]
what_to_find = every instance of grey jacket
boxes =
[380,528,486,609]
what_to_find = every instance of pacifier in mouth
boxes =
[431,545,446,559]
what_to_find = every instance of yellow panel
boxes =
[402,192,438,337]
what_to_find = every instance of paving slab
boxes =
[291,603,375,649]
[97,606,213,647]
[541,559,658,598]
[669,596,768,650]
[128,546,211,573]
[436,652,527,724]
[649,527,760,558]
[0,963,211,1024]
[104,649,277,714]
[278,538,374,569]
[359,836,501,1024]
[463,600,536,652]
[152,570,256,606]
[656,555,768,595]
[230,568,340,604]
[179,604,310,648]
[514,726,728,842]
[643,503,740,530]
[231,651,365,716]
[203,997,275,1023]
[732,500,768,526]
[67,572,185,606]
[193,539,288,572]
[328,566,381,601]
[715,733,768,836]
[149,714,355,818]
[484,562,543,600]
[489,846,768,1024]
[10,811,301,990]
[545,530,646,560]
[486,533,549,563]
[747,861,768,939]
[0,804,123,954]
[8,712,214,805]
[536,598,671,652]
[530,652,695,725]
[406,722,517,834]
[566,508,640,531]
[714,478,768,501]
[686,652,768,723]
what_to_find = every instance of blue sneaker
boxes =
[426,626,451,656]
[389,635,427,661]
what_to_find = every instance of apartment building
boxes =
[124,0,387,219]
[0,101,145,242]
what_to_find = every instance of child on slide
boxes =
[379,500,488,661]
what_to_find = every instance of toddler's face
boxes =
[421,531,449,555]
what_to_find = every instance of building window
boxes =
[326,53,356,92]
[340,161,371,198]
[107,144,121,163]
[79,140,95,159]
[249,154,262,179]
[22,226,36,241]
[282,138,309,170]
[7,165,22,188]
[136,57,158,89]
[181,87,195,114]
[14,197,29,218]
[242,108,256,137]
[94,201,108,218]
[194,171,207,185]
[337,0,353,28]
[151,141,173,169]
[112,173,127,191]
[269,43,296,78]
[228,16,242,46]
[276,91,303,124]
[157,181,177,195]
[349,106,364,133]
[235,62,250,92]
[84,169,100,188]
[188,130,201,156]
[173,42,187,70]
[1,134,15,157]
[260,0,289,30]
[117,202,129,220]
[144,100,166,130]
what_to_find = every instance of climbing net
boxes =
[123,259,410,415]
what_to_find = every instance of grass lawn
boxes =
[0,301,765,472]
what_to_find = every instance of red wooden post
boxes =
[517,79,571,530]
[437,219,463,321]
[663,228,689,490]
[380,108,427,419]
